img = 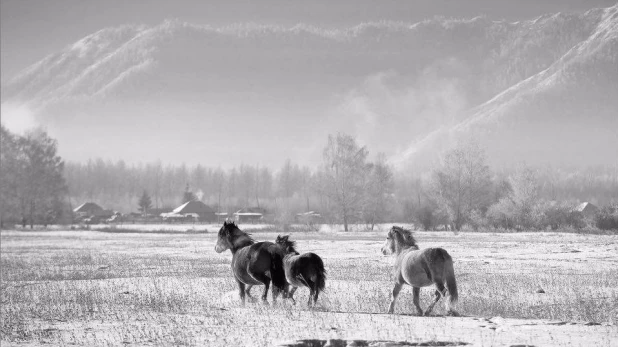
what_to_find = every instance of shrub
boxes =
[541,202,584,230]
[414,205,435,231]
[595,207,618,230]
[487,198,516,230]
[467,209,488,231]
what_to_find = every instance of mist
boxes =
[0,102,38,134]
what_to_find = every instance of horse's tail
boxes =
[269,251,287,292]
[312,253,326,293]
[440,249,458,305]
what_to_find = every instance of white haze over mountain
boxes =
[1,4,617,169]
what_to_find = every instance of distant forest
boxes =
[65,156,618,218]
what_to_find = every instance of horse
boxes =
[381,226,459,316]
[275,234,326,307]
[215,220,288,304]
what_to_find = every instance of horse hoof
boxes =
[447,310,460,317]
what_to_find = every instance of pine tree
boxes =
[138,190,152,214]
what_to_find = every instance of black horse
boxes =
[275,234,326,306]
[215,221,287,304]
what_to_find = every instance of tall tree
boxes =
[212,167,226,211]
[277,159,297,199]
[364,154,395,230]
[239,164,255,206]
[138,190,152,213]
[430,140,492,230]
[14,129,67,228]
[258,167,273,202]
[508,165,543,229]
[0,126,22,227]
[319,133,370,231]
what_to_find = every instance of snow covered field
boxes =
[1,227,617,346]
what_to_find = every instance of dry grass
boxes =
[1,228,617,346]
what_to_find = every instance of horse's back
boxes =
[295,252,324,270]
[233,241,284,285]
[397,247,451,287]
[285,252,326,290]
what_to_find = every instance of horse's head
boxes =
[215,220,253,253]
[381,226,418,255]
[275,234,299,255]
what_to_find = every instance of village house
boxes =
[233,207,266,223]
[574,202,599,218]
[162,201,216,222]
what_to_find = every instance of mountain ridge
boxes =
[2,4,617,168]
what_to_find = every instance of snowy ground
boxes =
[1,227,617,346]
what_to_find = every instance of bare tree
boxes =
[363,153,394,230]
[431,140,492,231]
[508,165,543,229]
[257,166,273,207]
[212,167,226,211]
[319,133,370,231]
[239,164,255,206]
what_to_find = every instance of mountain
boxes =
[393,4,618,169]
[1,4,617,168]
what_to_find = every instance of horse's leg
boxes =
[236,280,246,305]
[304,279,315,307]
[313,287,319,306]
[261,279,271,303]
[288,286,298,304]
[424,283,446,316]
[307,288,314,307]
[423,289,442,316]
[272,284,282,303]
[249,272,271,303]
[412,287,423,316]
[388,282,403,314]
[245,285,257,303]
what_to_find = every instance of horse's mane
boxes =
[220,221,254,249]
[391,226,419,250]
[275,234,299,254]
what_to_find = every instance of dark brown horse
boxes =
[215,221,287,304]
[381,226,459,316]
[275,234,326,307]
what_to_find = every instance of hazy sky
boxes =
[1,0,616,169]
[2,0,616,80]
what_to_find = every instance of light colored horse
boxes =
[381,226,459,316]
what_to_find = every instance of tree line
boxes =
[397,141,618,231]
[1,126,617,230]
